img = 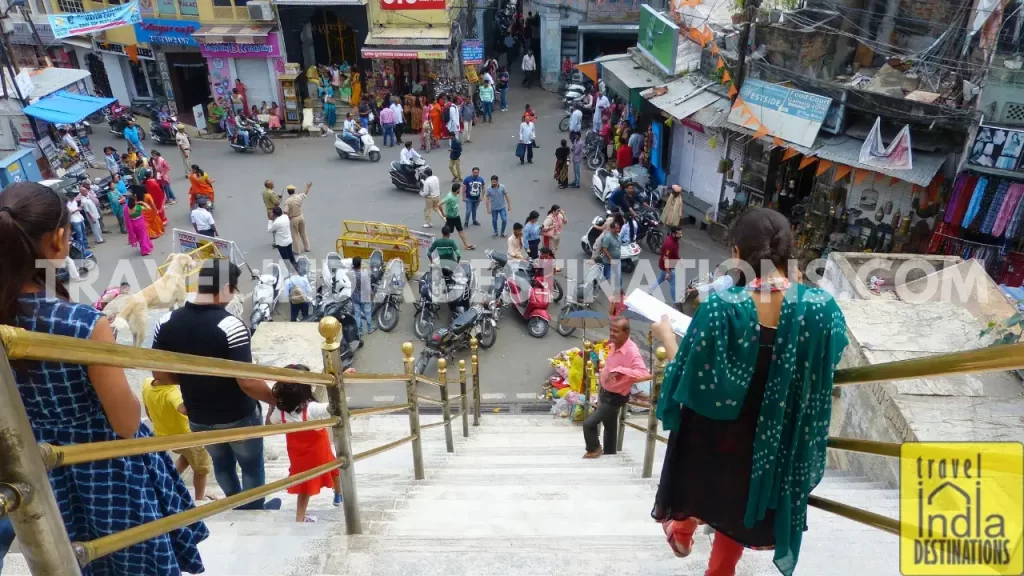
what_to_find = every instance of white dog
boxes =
[112,253,193,346]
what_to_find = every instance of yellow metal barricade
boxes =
[336,221,425,277]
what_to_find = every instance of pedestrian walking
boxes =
[262,180,280,220]
[498,67,510,111]
[123,119,146,158]
[149,151,177,204]
[446,98,461,139]
[554,139,570,189]
[568,104,583,142]
[449,135,463,182]
[485,175,511,237]
[268,206,299,270]
[648,226,682,302]
[479,79,495,123]
[462,167,485,226]
[77,188,105,244]
[629,127,644,163]
[582,317,649,458]
[105,178,127,234]
[191,196,217,236]
[570,134,584,188]
[103,146,120,176]
[175,124,191,175]
[379,103,396,147]
[517,117,535,164]
[284,260,314,321]
[542,204,567,255]
[461,99,476,143]
[420,167,442,228]
[389,97,405,143]
[441,183,476,250]
[282,182,313,254]
[523,210,541,258]
[350,256,374,336]
[421,115,435,151]
[521,50,537,88]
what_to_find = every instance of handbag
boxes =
[516,142,526,158]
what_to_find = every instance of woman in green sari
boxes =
[337,72,352,107]
[650,208,848,576]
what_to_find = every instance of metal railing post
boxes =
[459,359,469,437]
[0,339,83,573]
[582,340,593,422]
[642,347,667,479]
[320,318,361,534]
[470,337,480,426]
[616,405,627,453]
[402,342,425,480]
[438,358,454,453]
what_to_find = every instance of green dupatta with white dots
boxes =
[657,283,848,576]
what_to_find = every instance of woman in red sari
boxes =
[143,173,168,225]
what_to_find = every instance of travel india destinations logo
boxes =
[899,442,1024,574]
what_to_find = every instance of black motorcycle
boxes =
[375,256,406,332]
[108,114,146,141]
[389,158,427,192]
[413,304,498,374]
[229,121,275,154]
[413,259,474,340]
[151,115,177,145]
[635,206,665,253]
[309,289,360,368]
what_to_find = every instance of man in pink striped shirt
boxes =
[379,105,397,148]
[583,317,650,458]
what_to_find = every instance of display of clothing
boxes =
[980,180,1011,235]
[992,184,1024,238]
[961,176,989,228]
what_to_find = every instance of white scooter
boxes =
[592,167,620,203]
[334,127,381,163]
[249,262,284,331]
[320,252,353,300]
[580,215,643,273]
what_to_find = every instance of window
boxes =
[56,0,83,12]
[212,0,231,6]
[129,59,166,101]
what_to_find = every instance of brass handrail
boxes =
[416,395,443,405]
[353,434,418,462]
[0,326,334,387]
[349,403,411,418]
[447,393,464,403]
[344,373,409,384]
[43,418,338,469]
[807,495,899,536]
[420,418,453,432]
[826,436,900,458]
[833,341,1024,385]
[74,456,345,565]
[415,374,445,388]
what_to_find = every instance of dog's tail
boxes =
[111,315,130,336]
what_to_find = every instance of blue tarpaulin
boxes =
[22,91,116,124]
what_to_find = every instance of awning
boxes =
[576,54,627,83]
[23,91,115,124]
[61,37,92,50]
[361,29,451,59]
[193,24,274,43]
[811,137,947,187]
[600,57,660,91]
[689,97,731,128]
[1,67,92,102]
[274,0,361,4]
[577,23,639,33]
[642,76,719,122]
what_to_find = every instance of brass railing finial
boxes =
[319,317,342,352]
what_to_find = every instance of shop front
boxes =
[196,26,282,122]
[361,28,459,100]
[278,3,367,100]
[92,40,162,109]
[599,54,659,111]
[134,18,211,124]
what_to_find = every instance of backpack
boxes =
[288,279,309,304]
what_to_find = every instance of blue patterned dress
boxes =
[12,293,208,575]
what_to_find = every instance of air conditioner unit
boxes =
[247,1,274,21]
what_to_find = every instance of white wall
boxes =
[844,176,917,218]
[72,47,95,94]
[101,52,131,106]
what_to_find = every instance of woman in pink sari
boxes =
[124,196,153,256]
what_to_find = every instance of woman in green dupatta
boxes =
[650,208,848,576]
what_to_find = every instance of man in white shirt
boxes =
[594,92,610,132]
[388,99,405,143]
[76,189,104,244]
[518,119,536,164]
[521,50,537,88]
[399,140,422,181]
[420,167,442,228]
[61,129,79,154]
[267,206,298,270]
[190,196,217,236]
[568,104,584,140]
[283,259,314,322]
[446,100,461,137]
[342,112,360,150]
[65,192,88,247]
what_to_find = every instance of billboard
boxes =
[49,1,141,39]
[637,5,680,75]
[728,79,832,148]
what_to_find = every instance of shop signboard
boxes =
[380,0,445,9]
[461,39,483,65]
[727,79,831,148]
[637,5,680,75]
[177,0,198,15]
[49,1,141,39]
[967,124,1024,173]
[134,18,199,46]
[360,48,447,59]
[193,103,207,131]
[199,34,281,59]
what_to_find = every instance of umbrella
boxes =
[558,309,610,345]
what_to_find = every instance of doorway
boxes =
[166,52,211,125]
[309,9,357,65]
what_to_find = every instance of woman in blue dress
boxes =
[0,181,208,575]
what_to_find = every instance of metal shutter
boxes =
[235,59,275,112]
[689,129,723,206]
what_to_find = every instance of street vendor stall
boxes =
[23,90,115,178]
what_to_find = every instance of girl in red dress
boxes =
[267,364,343,523]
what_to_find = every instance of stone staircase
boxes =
[3,415,903,575]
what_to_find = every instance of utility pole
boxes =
[730,0,759,103]
[21,6,52,67]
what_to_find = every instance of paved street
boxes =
[80,81,728,408]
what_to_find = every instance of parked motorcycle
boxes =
[413,257,474,340]
[584,131,606,170]
[389,158,428,192]
[57,238,98,284]
[375,257,406,332]
[633,206,666,253]
[558,109,593,133]
[413,303,498,374]
[486,250,557,338]
[229,121,275,154]
[334,127,381,162]
[249,262,284,332]
[311,253,360,364]
[556,263,605,337]
[107,113,146,141]
[580,215,643,273]
[151,115,178,145]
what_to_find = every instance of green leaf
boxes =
[1007,313,1023,327]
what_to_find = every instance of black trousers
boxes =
[276,243,298,269]
[583,388,630,454]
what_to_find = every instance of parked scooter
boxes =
[249,262,284,331]
[580,215,643,273]
[413,303,498,374]
[389,158,428,192]
[310,253,360,364]
[57,238,98,284]
[229,120,275,154]
[592,167,620,203]
[150,115,178,145]
[334,127,381,162]
[413,256,474,340]
[486,250,555,338]
[375,257,406,332]
[556,263,605,337]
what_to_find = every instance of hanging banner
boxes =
[380,0,446,10]
[361,48,447,59]
[967,123,1024,173]
[859,117,913,170]
[49,1,141,39]
[637,5,681,75]
[461,39,483,65]
[727,79,832,148]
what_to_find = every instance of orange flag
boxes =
[890,176,900,186]
[711,43,719,56]
[815,160,834,177]
[690,27,702,42]
[873,171,884,182]
[744,116,760,128]
[799,156,817,170]
[772,136,785,147]
[833,165,852,182]
[727,85,738,98]
[753,125,770,140]
[741,103,754,117]
[783,147,801,161]
[854,169,869,184]
[721,69,732,84]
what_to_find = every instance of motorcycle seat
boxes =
[451,308,479,333]
[489,252,508,267]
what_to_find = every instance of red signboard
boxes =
[380,0,445,10]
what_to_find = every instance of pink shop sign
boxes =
[200,35,280,59]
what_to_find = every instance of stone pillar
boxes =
[540,11,561,90]
[475,7,486,41]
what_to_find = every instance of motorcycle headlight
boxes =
[340,300,354,315]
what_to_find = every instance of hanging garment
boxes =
[1006,189,1024,239]
[962,176,989,228]
[992,183,1024,238]
[981,180,1012,235]
[944,174,969,224]
[951,174,979,226]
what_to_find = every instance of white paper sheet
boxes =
[623,290,692,337]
